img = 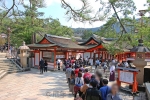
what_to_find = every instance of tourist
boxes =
[57,59,61,70]
[63,59,67,71]
[109,63,115,81]
[39,58,44,74]
[85,56,89,65]
[70,70,75,94]
[75,59,79,69]
[83,58,86,66]
[83,69,92,80]
[66,65,72,84]
[80,77,90,100]
[44,60,48,72]
[74,65,80,77]
[124,61,129,68]
[67,58,71,65]
[91,74,96,80]
[99,79,110,100]
[79,64,85,72]
[103,61,107,73]
[74,72,84,98]
[85,79,102,100]
[95,69,104,89]
[79,68,84,77]
[107,83,122,100]
[95,59,100,69]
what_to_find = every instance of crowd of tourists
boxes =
[65,58,122,100]
[38,56,130,100]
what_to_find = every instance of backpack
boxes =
[70,78,75,85]
[76,78,83,87]
[84,73,91,80]
[85,88,102,100]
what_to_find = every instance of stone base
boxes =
[129,85,145,92]
[145,83,150,100]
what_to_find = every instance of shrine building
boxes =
[28,34,150,69]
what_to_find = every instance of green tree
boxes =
[81,30,93,39]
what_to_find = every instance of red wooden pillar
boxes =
[65,51,68,59]
[54,48,56,69]
[117,69,121,87]
[133,72,138,92]
[105,52,107,59]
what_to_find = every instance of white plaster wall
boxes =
[35,53,39,66]
[32,58,34,67]
[40,51,42,60]
[91,52,93,58]
[96,54,98,58]
[84,52,90,59]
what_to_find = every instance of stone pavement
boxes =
[0,69,73,100]
[0,67,148,100]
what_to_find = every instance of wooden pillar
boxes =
[120,54,122,62]
[90,52,92,58]
[54,48,56,69]
[105,52,107,59]
[103,51,105,60]
[65,51,68,59]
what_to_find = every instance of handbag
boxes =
[70,78,75,85]
[74,97,83,100]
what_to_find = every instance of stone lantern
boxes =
[131,39,150,85]
[18,41,30,69]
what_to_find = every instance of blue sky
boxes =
[4,0,148,28]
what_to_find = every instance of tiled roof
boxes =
[45,34,87,49]
[27,44,56,48]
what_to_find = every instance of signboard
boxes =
[119,71,133,84]
[56,55,65,58]
[43,52,51,58]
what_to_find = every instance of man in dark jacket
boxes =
[39,58,44,74]
[85,79,102,100]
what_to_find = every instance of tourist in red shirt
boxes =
[74,66,80,77]
[83,69,92,79]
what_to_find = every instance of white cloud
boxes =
[18,0,149,28]
[44,0,60,6]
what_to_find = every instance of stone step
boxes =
[0,65,18,68]
[0,68,19,71]
[7,70,21,74]
[0,70,7,79]
[0,70,5,74]
[0,65,16,67]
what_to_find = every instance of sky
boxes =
[4,0,148,28]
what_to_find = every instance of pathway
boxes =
[0,67,147,100]
[0,69,73,100]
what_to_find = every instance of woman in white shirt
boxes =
[109,63,115,81]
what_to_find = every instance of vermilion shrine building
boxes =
[28,34,150,69]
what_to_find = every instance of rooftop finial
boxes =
[23,41,25,46]
[138,39,143,46]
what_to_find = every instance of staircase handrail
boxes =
[10,50,24,71]
[9,58,24,71]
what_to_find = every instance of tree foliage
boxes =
[0,0,73,46]
[81,30,93,39]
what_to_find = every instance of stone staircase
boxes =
[0,53,22,79]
